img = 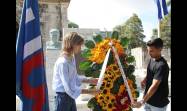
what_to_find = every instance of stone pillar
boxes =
[60,2,69,40]
[48,4,58,29]
[60,3,69,28]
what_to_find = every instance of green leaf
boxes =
[87,97,102,111]
[93,34,103,43]
[81,49,91,58]
[79,61,92,71]
[111,31,119,40]
[85,40,95,49]
[127,65,135,74]
[87,97,97,108]
[135,91,139,98]
[133,82,137,89]
[120,37,130,47]
[128,107,133,111]
[93,103,102,111]
[107,52,114,66]
[117,76,124,85]
[111,76,123,94]
[126,56,135,63]
[84,67,94,77]
[111,82,120,94]
[84,65,100,78]
[91,63,102,71]
[92,73,100,78]
[128,74,136,82]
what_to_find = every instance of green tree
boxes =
[151,0,171,48]
[113,25,122,35]
[113,13,146,49]
[160,0,171,48]
[68,21,79,28]
[160,12,171,48]
[166,0,171,7]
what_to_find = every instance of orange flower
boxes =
[118,84,126,96]
[127,79,137,98]
[86,37,138,110]
[89,38,125,64]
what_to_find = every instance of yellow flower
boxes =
[127,79,137,99]
[88,38,125,64]
[86,37,138,110]
[105,103,116,111]
[96,94,105,105]
[108,94,116,103]
[106,71,115,80]
[106,81,113,89]
[107,64,121,79]
[101,88,110,95]
[100,93,116,110]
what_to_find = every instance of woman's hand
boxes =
[88,78,98,85]
[89,89,100,95]
[82,89,100,95]
[82,78,98,85]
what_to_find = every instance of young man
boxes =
[132,38,170,111]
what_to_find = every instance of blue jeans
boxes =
[54,92,77,111]
[144,103,167,111]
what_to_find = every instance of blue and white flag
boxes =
[16,0,49,110]
[155,0,169,20]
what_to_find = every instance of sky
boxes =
[68,0,161,42]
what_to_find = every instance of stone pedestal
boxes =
[46,49,61,110]
[131,47,143,69]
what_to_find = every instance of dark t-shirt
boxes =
[144,57,170,107]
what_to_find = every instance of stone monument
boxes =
[46,28,61,49]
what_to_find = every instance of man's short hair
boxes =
[147,38,163,48]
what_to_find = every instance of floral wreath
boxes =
[79,31,139,111]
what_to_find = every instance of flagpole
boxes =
[158,20,161,38]
[156,0,168,38]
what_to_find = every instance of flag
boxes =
[155,0,169,20]
[16,0,49,110]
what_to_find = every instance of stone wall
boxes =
[131,47,171,69]
[40,2,69,42]
[131,47,144,69]
[63,28,100,41]
[16,0,69,42]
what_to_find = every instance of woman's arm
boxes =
[76,74,98,85]
[81,89,100,95]
[82,78,98,85]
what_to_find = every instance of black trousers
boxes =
[54,92,77,111]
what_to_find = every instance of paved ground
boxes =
[132,90,171,111]
[16,93,171,111]
[75,68,171,111]
[16,68,171,111]
[75,90,171,111]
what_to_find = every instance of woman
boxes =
[52,32,99,111]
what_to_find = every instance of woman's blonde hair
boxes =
[62,32,84,54]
